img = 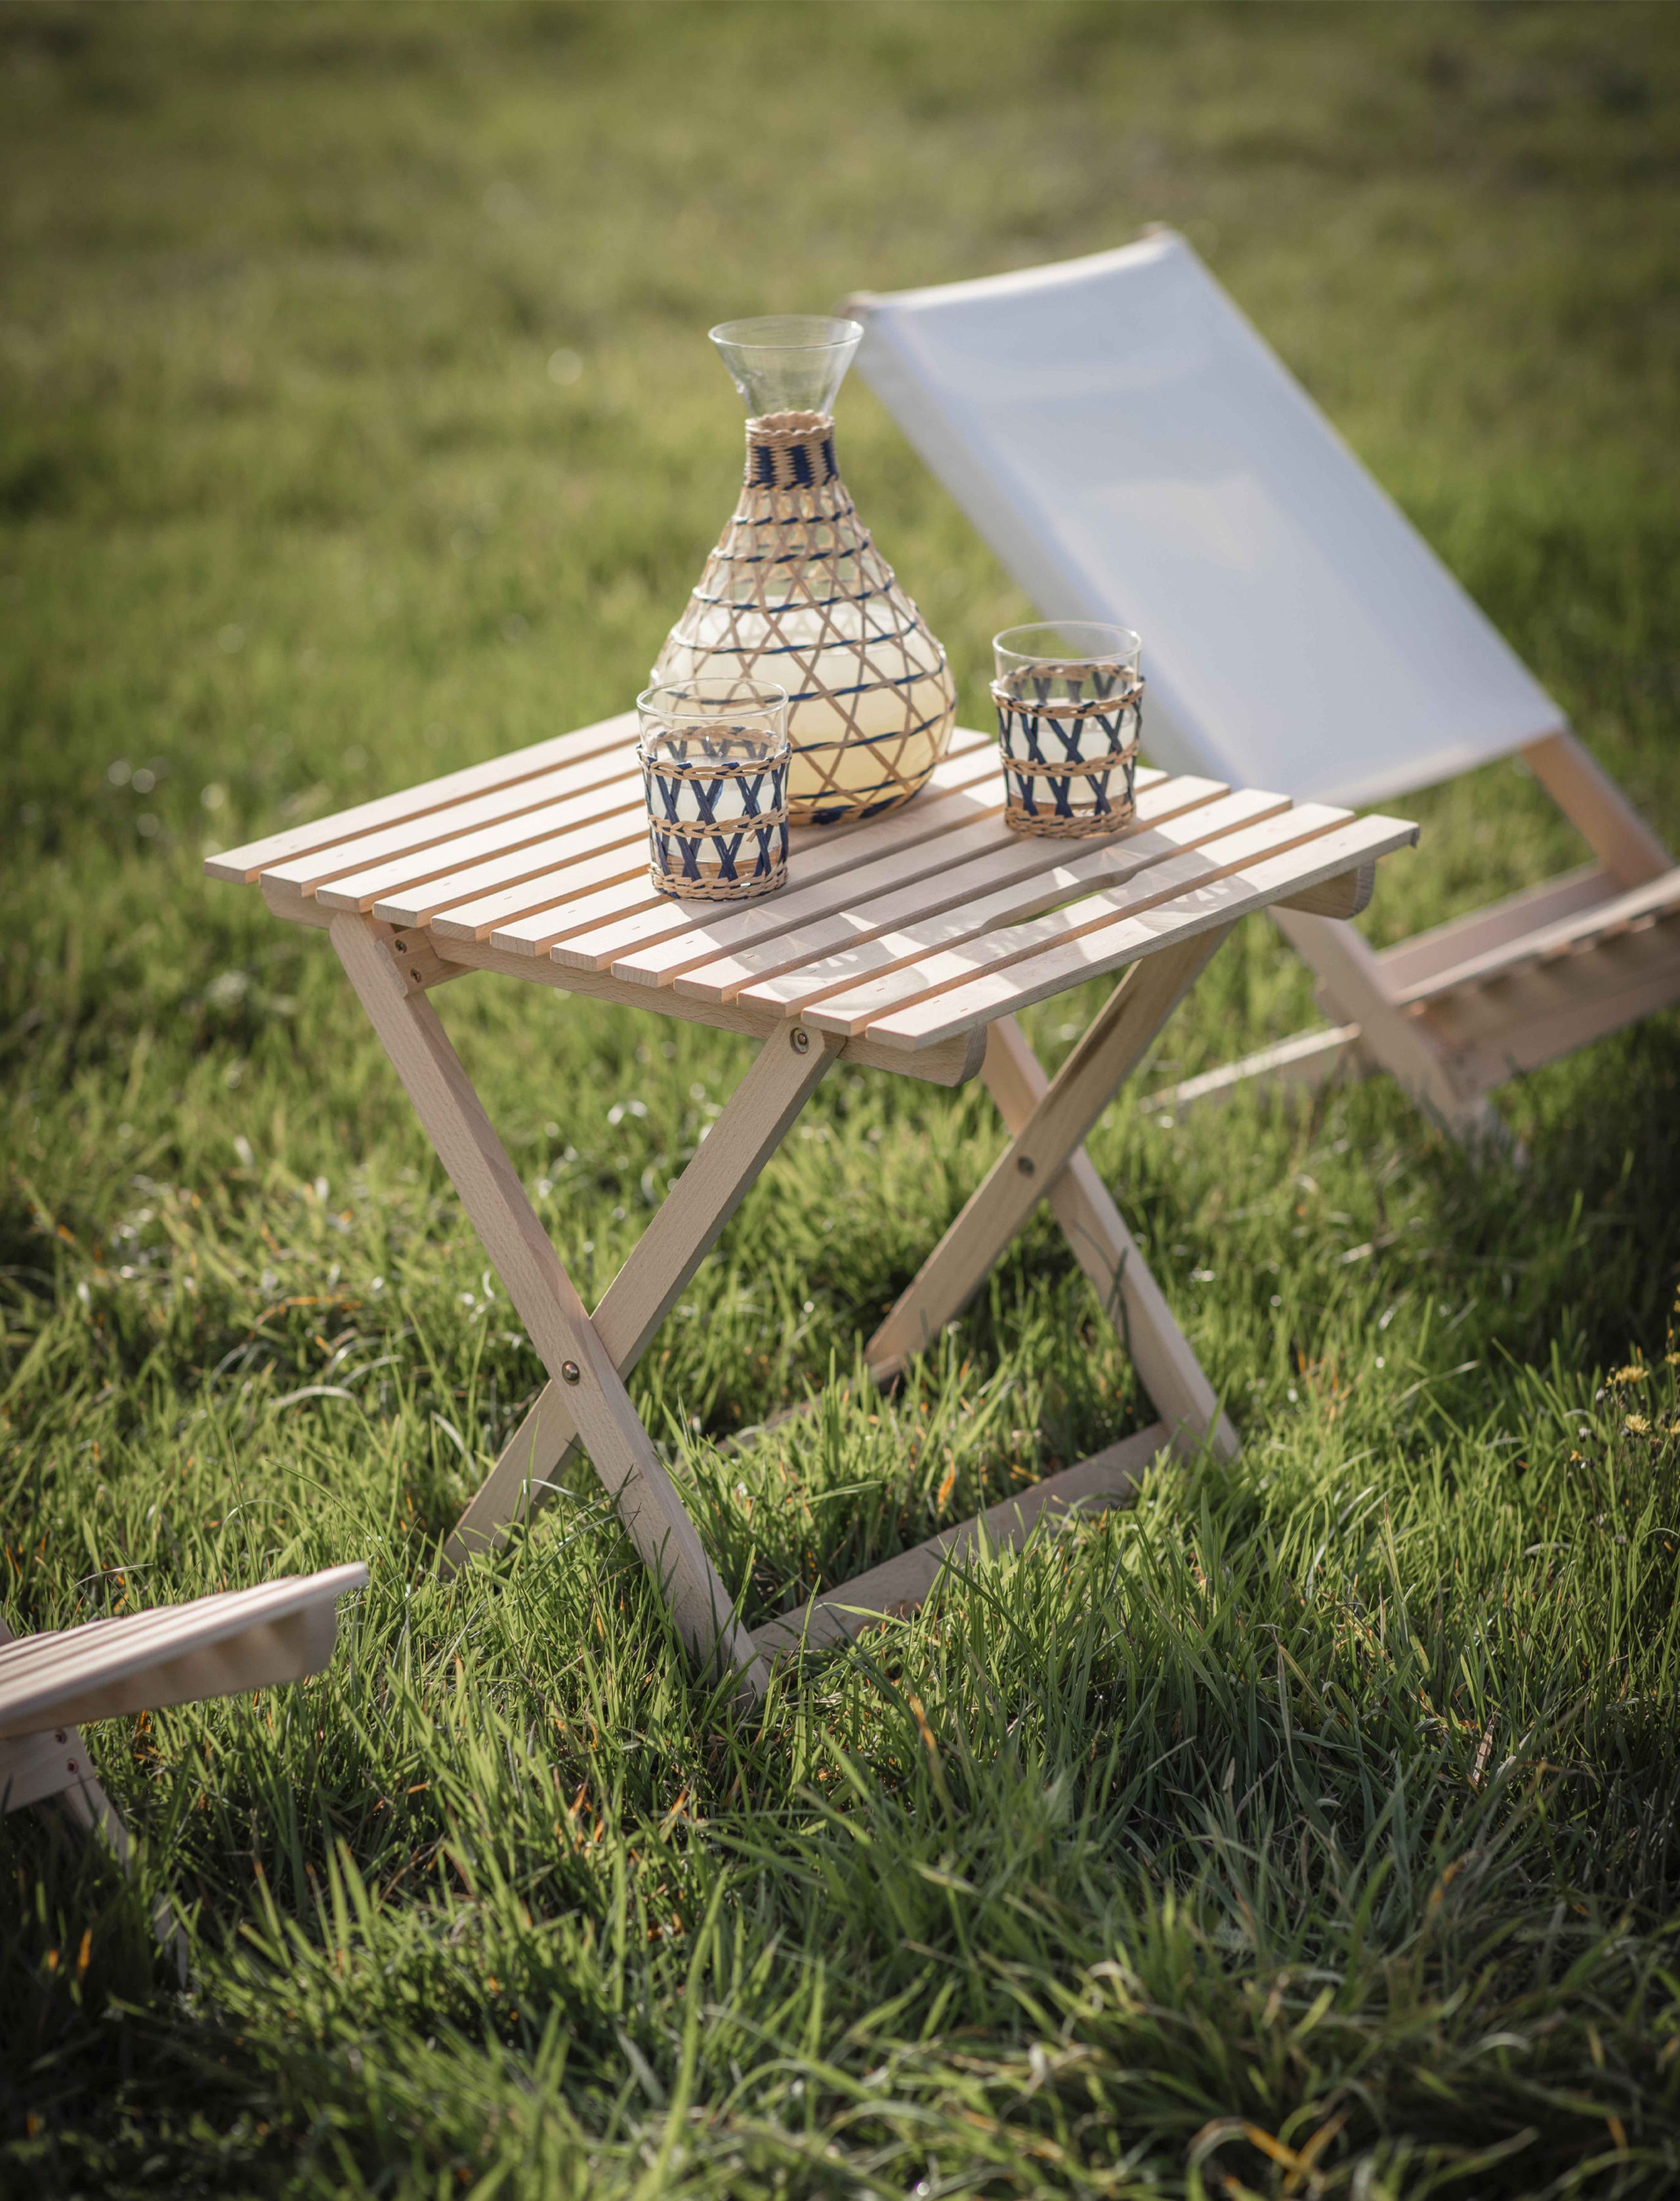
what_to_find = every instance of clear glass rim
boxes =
[709,315,862,354]
[638,675,789,716]
[993,621,1141,672]
[637,677,789,754]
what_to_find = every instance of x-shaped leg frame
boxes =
[331,914,1237,1694]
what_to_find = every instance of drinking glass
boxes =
[637,677,791,900]
[991,621,1143,836]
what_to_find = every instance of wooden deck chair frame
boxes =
[1,1563,366,1977]
[843,234,1680,1144]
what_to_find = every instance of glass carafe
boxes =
[651,316,956,826]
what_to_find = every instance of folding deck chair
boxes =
[845,233,1680,1144]
[1,1562,366,1973]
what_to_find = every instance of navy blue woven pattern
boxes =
[993,680,1143,828]
[648,815,789,894]
[746,427,837,490]
[642,744,790,895]
[652,414,958,825]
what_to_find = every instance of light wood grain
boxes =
[1522,731,1672,890]
[612,765,1179,993]
[424,930,990,1087]
[406,837,651,939]
[977,1014,1239,1457]
[260,735,639,895]
[803,804,1355,1042]
[672,774,1228,1007]
[311,773,645,912]
[1274,860,1377,921]
[866,933,1225,1377]
[751,1423,1169,1660]
[1418,910,1680,1089]
[727,784,1274,1017]
[1,1725,98,1814]
[301,761,642,906]
[1394,868,1680,1005]
[860,814,1419,1049]
[1274,902,1505,1146]
[330,914,769,1696]
[443,1026,839,1569]
[528,742,1009,967]
[0,1566,367,1738]
[205,711,639,883]
[1374,866,1612,994]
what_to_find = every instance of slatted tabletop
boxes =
[205,714,1421,1688]
[211,713,1417,1074]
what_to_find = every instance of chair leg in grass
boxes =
[0,1621,189,1982]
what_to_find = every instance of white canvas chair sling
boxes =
[844,234,1680,1141]
[1,1561,366,1974]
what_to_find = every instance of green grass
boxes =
[4,3,1680,2194]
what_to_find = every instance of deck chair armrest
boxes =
[0,1563,367,1740]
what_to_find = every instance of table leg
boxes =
[331,915,769,1694]
[864,931,1237,1457]
[442,1023,839,1571]
[980,1017,1238,1459]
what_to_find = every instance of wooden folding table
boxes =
[210,717,1416,1698]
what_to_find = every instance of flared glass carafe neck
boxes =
[709,315,862,421]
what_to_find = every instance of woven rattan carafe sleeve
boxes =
[652,408,957,827]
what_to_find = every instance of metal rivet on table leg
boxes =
[791,1028,810,1053]
[1017,1154,1036,1176]
[561,1360,581,1384]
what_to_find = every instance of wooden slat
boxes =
[1377,864,1613,994]
[751,1424,1167,1661]
[803,804,1356,1041]
[666,774,1223,1005]
[316,759,650,913]
[1419,923,1680,1091]
[2,1727,94,1814]
[1275,903,1505,1147]
[392,836,651,937]
[531,743,1013,967]
[207,712,638,884]
[1275,860,1377,921]
[612,764,1179,993]
[271,745,641,900]
[323,785,646,916]
[479,734,1003,959]
[616,814,1018,988]
[1395,867,1680,1006]
[0,1565,366,1739]
[860,814,1420,1049]
[723,782,1270,1017]
[426,930,990,1087]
